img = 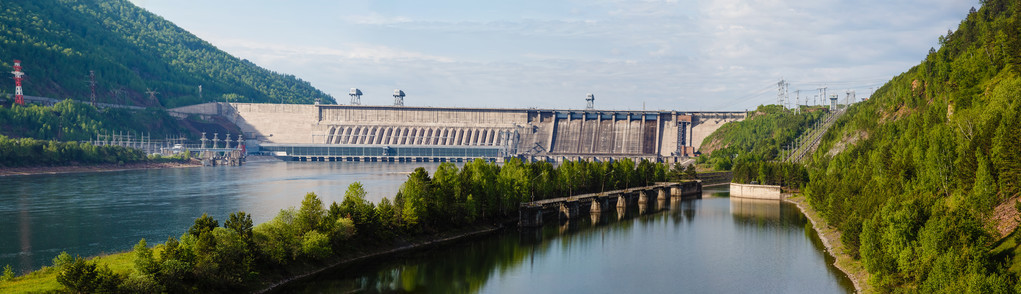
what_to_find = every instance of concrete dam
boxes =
[171,103,745,162]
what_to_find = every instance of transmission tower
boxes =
[145,88,159,106]
[795,90,801,114]
[89,70,97,107]
[11,59,25,105]
[777,79,789,108]
[816,87,828,106]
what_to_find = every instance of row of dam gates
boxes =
[170,103,745,163]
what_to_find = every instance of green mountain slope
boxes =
[806,1,1021,292]
[697,104,825,170]
[0,0,335,107]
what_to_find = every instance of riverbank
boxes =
[785,193,870,293]
[0,160,201,177]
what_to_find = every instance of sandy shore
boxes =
[785,194,871,293]
[0,160,201,177]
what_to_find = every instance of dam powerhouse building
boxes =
[172,103,745,163]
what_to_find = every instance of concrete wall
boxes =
[191,103,319,144]
[729,183,782,200]
[170,103,744,159]
[690,112,746,152]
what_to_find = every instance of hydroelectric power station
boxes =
[171,102,744,163]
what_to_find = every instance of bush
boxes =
[301,231,332,259]
[55,255,123,293]
[1,264,13,283]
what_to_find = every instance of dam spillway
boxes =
[171,103,745,162]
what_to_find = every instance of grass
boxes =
[0,251,136,294]
[991,229,1021,276]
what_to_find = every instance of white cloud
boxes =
[137,0,978,111]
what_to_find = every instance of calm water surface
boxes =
[280,187,854,293]
[0,161,440,273]
[1,163,853,293]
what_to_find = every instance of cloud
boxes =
[159,0,977,111]
[346,13,412,25]
[216,39,454,63]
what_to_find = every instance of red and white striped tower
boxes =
[12,60,25,105]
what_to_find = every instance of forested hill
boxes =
[806,1,1021,292]
[0,0,335,108]
[697,104,825,170]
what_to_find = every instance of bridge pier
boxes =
[617,194,627,209]
[657,188,668,202]
[559,200,580,220]
[519,205,543,227]
[591,198,604,213]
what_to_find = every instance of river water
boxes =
[0,162,853,293]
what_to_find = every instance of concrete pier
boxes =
[559,201,580,220]
[729,183,782,200]
[518,181,702,227]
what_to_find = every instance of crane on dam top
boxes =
[586,93,595,110]
[394,89,405,106]
[349,88,362,105]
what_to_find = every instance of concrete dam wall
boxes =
[171,103,745,161]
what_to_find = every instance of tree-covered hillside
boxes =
[0,0,335,108]
[698,104,825,170]
[807,1,1021,292]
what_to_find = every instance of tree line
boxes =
[0,100,187,141]
[34,158,686,293]
[730,161,807,188]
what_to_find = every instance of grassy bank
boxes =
[0,252,134,293]
[785,193,871,293]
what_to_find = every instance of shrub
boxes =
[301,230,332,259]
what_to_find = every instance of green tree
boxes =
[296,192,326,234]
[188,213,219,238]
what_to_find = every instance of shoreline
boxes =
[0,160,202,177]
[784,193,870,293]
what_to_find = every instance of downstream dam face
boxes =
[171,103,744,162]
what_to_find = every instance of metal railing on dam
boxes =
[518,180,702,227]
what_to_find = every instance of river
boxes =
[0,162,853,293]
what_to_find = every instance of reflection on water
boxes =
[277,186,854,293]
[731,197,782,221]
[0,161,441,273]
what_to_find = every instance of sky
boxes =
[128,0,977,111]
